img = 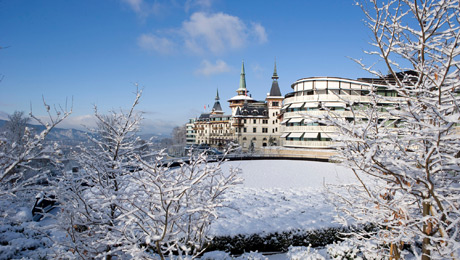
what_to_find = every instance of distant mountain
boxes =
[0,119,88,144]
[0,111,9,121]
[0,119,167,144]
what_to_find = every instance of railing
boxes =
[283,140,335,148]
[283,111,355,118]
[281,125,337,132]
[284,94,402,104]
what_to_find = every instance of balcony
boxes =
[284,94,402,104]
[281,125,337,132]
[283,111,355,118]
[283,140,335,148]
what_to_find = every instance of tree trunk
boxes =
[422,201,431,260]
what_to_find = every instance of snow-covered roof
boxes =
[228,95,254,102]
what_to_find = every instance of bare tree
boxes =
[3,111,30,147]
[121,151,241,259]
[55,89,241,259]
[55,89,144,259]
[0,98,71,197]
[322,1,460,259]
[172,125,187,146]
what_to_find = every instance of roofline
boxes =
[291,76,388,89]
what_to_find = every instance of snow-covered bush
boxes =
[0,100,71,259]
[54,91,144,259]
[326,241,362,260]
[287,245,325,260]
[54,89,241,259]
[201,250,232,260]
[235,251,268,260]
[0,100,71,198]
[120,150,241,259]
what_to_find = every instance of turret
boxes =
[228,60,254,115]
[211,88,223,114]
[266,59,283,108]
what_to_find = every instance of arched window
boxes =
[243,137,247,140]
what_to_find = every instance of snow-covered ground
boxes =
[1,159,360,259]
[211,160,357,236]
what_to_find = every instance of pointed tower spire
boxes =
[211,88,223,114]
[237,60,247,95]
[268,58,282,97]
[272,58,279,80]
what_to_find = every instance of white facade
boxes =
[281,77,399,149]
[185,119,196,145]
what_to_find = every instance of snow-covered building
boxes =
[185,118,196,145]
[194,90,234,148]
[190,61,284,151]
[231,62,283,150]
[281,76,400,149]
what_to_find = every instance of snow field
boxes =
[212,160,358,236]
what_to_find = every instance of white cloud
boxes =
[195,59,231,76]
[136,11,268,55]
[251,22,268,44]
[137,34,176,54]
[121,0,164,17]
[122,0,143,13]
[182,12,249,54]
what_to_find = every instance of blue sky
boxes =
[0,0,380,135]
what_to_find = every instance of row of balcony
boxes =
[282,140,335,148]
[284,94,401,104]
[282,110,399,119]
[281,125,337,132]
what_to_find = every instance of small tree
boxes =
[0,100,71,259]
[3,111,30,147]
[120,151,241,259]
[0,98,71,198]
[323,0,460,259]
[55,89,144,259]
[55,89,241,259]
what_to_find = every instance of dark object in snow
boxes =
[32,192,57,221]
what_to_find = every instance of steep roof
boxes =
[236,61,247,93]
[212,89,223,112]
[233,101,268,118]
[269,80,282,97]
[268,60,282,97]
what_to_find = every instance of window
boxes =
[243,128,247,133]
[253,119,257,124]
[253,127,257,133]
[243,119,247,123]
[273,101,279,106]
[262,120,268,124]
[262,128,268,133]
